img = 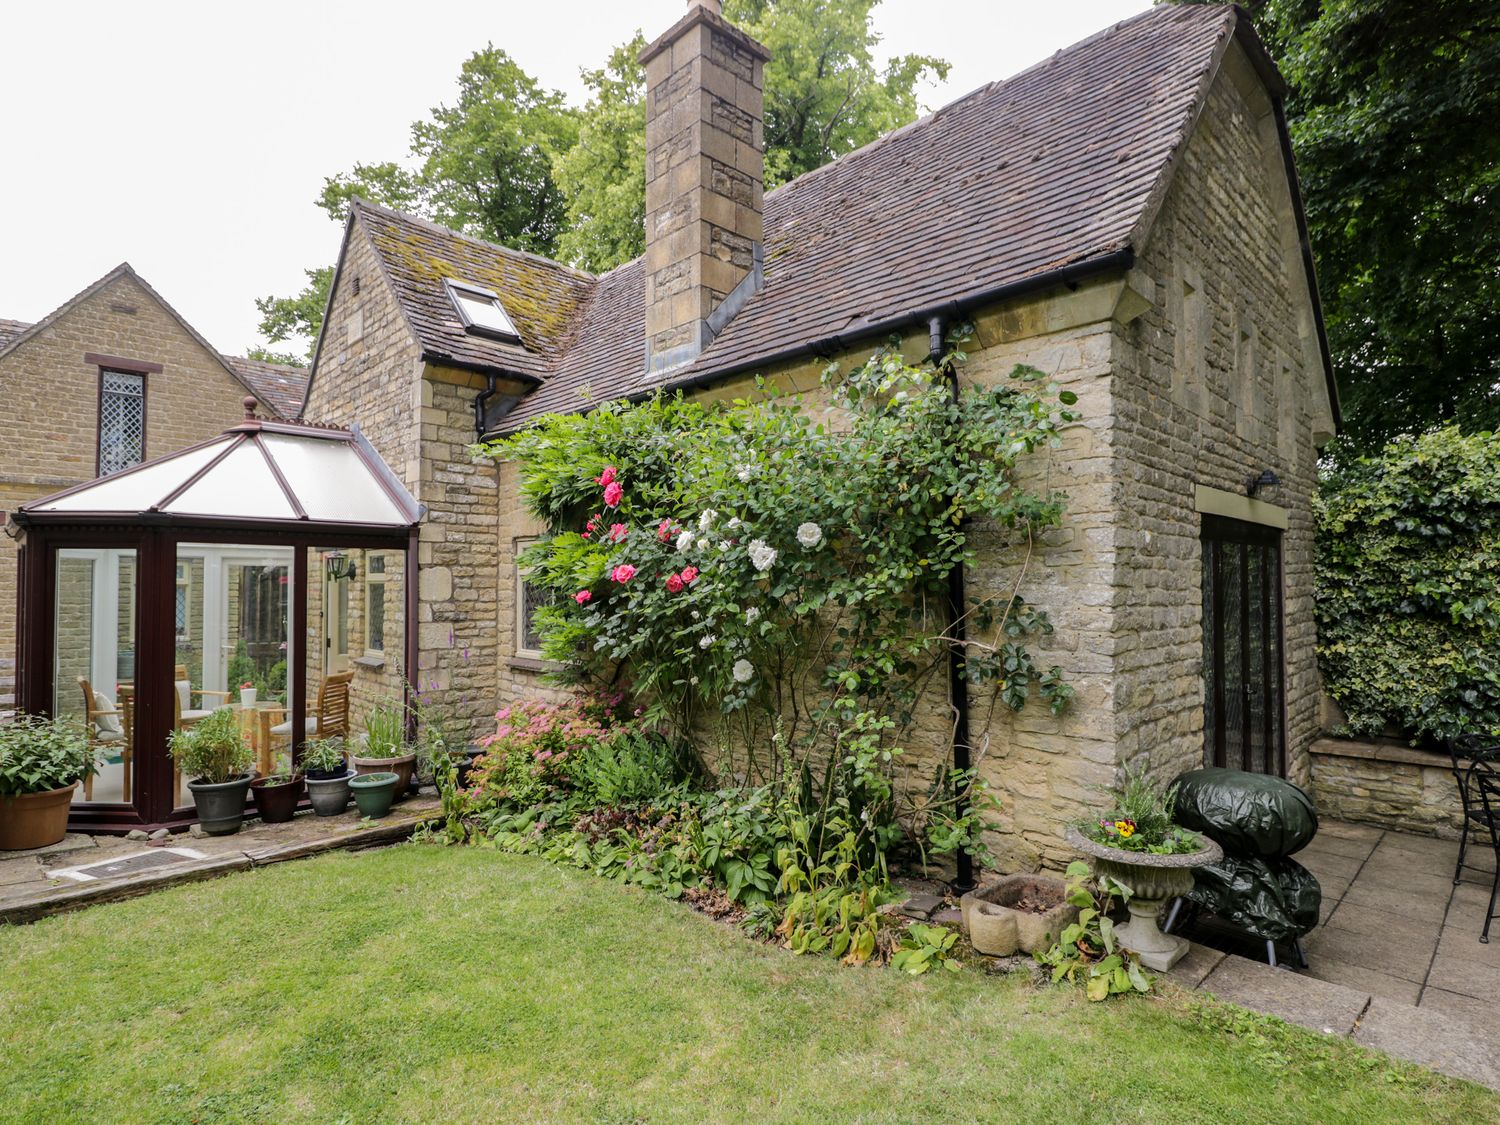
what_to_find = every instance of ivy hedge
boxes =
[1317,426,1500,743]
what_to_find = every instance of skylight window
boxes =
[445,279,520,342]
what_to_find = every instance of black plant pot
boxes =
[305,763,348,782]
[250,775,305,823]
[456,745,488,790]
[187,774,254,836]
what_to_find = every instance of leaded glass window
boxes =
[516,538,548,656]
[99,369,145,475]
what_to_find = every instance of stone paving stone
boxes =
[0,859,42,888]
[1354,997,1500,1091]
[1301,834,1380,862]
[1340,878,1453,914]
[1435,924,1500,968]
[1198,954,1372,1036]
[1361,850,1458,881]
[1298,850,1367,883]
[1303,924,1431,984]
[1164,941,1225,989]
[1321,820,1384,843]
[1418,987,1500,1037]
[1425,951,1500,1001]
[1325,899,1443,945]
[1303,958,1422,1006]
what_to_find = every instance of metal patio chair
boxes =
[1468,759,1500,943]
[1447,734,1500,886]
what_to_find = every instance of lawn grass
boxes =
[0,845,1492,1124]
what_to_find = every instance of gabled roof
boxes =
[16,412,421,532]
[224,355,310,421]
[330,4,1333,433]
[353,201,595,383]
[0,263,307,420]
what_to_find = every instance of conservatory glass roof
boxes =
[19,415,422,529]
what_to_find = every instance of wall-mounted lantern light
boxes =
[1246,469,1280,500]
[323,550,358,583]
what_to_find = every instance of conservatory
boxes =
[8,399,422,833]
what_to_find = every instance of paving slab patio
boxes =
[0,791,440,924]
[1168,818,1500,1091]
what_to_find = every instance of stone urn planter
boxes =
[187,774,255,836]
[1065,827,1223,971]
[960,874,1078,956]
[305,769,354,816]
[0,782,78,851]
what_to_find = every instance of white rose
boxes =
[727,517,742,530]
[736,466,753,482]
[689,675,699,686]
[719,540,732,551]
[796,522,823,548]
[699,634,716,649]
[748,539,777,572]
[698,509,717,531]
[745,607,760,623]
[732,659,755,684]
[676,529,695,552]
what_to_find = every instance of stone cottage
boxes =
[303,1,1338,869]
[0,263,308,712]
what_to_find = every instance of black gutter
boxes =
[931,314,975,895]
[421,348,543,386]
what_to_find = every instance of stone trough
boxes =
[960,873,1078,956]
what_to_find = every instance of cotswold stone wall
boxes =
[1107,45,1333,796]
[0,271,259,707]
[1310,739,1465,839]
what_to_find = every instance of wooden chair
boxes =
[174,663,231,724]
[78,677,130,802]
[265,671,354,756]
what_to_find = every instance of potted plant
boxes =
[349,770,399,819]
[1065,762,1223,970]
[301,737,354,816]
[167,708,256,836]
[0,715,96,851]
[351,700,416,794]
[239,681,257,708]
[250,753,304,824]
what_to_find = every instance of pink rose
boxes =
[656,519,673,542]
[680,566,699,584]
[603,481,624,508]
[665,573,684,593]
[596,466,617,487]
[573,590,592,604]
[610,564,637,583]
[608,522,628,543]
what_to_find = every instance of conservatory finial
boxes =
[243,396,259,420]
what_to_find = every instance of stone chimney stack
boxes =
[639,0,770,375]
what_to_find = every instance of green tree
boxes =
[1174,0,1500,451]
[553,36,649,273]
[253,266,333,362]
[725,0,949,187]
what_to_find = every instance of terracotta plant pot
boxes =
[0,783,78,851]
[187,774,255,836]
[349,771,399,819]
[250,775,305,824]
[352,752,416,797]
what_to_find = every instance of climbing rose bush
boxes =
[477,333,1077,803]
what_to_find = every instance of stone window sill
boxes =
[353,655,386,670]
[508,655,558,673]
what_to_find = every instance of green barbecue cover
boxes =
[1172,767,1319,859]
[1181,855,1322,943]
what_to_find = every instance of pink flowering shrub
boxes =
[468,693,626,809]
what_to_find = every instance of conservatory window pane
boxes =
[259,434,405,525]
[168,441,296,520]
[37,439,232,514]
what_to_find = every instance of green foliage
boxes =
[568,728,695,807]
[724,0,949,187]
[362,699,409,759]
[480,335,1074,866]
[167,708,254,785]
[890,921,962,976]
[299,737,348,774]
[0,714,95,797]
[1078,759,1203,855]
[553,35,648,273]
[1173,0,1500,450]
[1317,426,1500,742]
[253,266,332,361]
[1035,861,1153,1001]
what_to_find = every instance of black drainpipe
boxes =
[473,375,498,440]
[930,314,975,894]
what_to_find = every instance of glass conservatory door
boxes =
[55,548,139,807]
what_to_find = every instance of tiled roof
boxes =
[354,202,595,383]
[351,5,1261,431]
[0,319,31,348]
[224,356,310,420]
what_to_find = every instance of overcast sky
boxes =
[0,0,1149,359]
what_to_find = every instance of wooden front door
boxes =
[1201,514,1285,775]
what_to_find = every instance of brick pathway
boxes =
[1168,819,1500,1090]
